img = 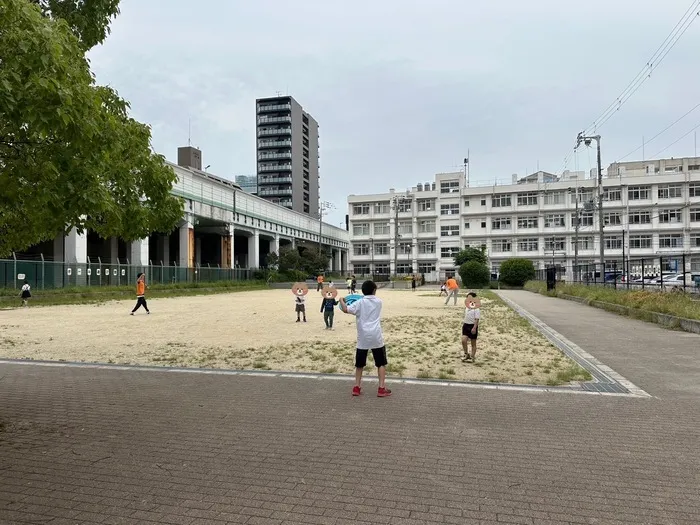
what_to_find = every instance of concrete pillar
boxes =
[109,237,119,263]
[159,235,169,265]
[248,231,260,268]
[179,219,193,267]
[333,249,341,272]
[195,237,202,266]
[130,238,149,267]
[64,227,87,263]
[53,235,64,262]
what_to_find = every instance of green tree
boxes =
[454,246,488,267]
[458,261,490,289]
[499,258,536,287]
[0,0,183,257]
[31,0,121,50]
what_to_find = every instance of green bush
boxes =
[282,270,308,282]
[454,246,487,267]
[499,258,536,287]
[458,261,490,289]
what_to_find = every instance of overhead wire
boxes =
[650,121,700,158]
[615,102,700,162]
[581,0,700,136]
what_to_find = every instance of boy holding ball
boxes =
[339,280,392,397]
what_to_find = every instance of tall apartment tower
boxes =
[256,95,319,217]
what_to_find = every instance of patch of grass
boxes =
[416,370,432,379]
[555,364,592,383]
[525,281,700,322]
[321,367,338,374]
[252,361,269,369]
[386,362,407,377]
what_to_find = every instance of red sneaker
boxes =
[377,387,392,397]
[352,386,361,396]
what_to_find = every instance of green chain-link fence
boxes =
[1,259,255,290]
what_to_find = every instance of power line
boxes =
[650,120,700,158]
[615,102,700,162]
[582,0,700,136]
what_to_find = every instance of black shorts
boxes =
[462,323,478,340]
[355,347,388,368]
[295,304,305,313]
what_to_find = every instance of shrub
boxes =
[454,247,488,267]
[459,261,490,289]
[499,259,536,287]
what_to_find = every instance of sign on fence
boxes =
[17,273,25,280]
[67,268,72,276]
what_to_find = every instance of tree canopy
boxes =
[31,0,121,50]
[499,258,536,287]
[0,0,183,257]
[458,261,490,289]
[454,246,488,267]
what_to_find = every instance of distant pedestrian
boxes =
[411,275,416,292]
[351,276,357,294]
[292,282,309,323]
[130,273,150,315]
[444,277,459,306]
[19,280,31,308]
[316,274,324,292]
[439,282,447,297]
[346,276,353,292]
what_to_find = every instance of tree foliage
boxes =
[499,258,536,287]
[455,246,488,267]
[270,247,330,276]
[31,0,121,50]
[0,0,183,257]
[458,261,490,289]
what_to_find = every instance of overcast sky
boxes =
[88,0,700,226]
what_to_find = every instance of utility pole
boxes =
[576,133,604,279]
[391,192,412,277]
[571,188,580,282]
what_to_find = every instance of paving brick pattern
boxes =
[1,292,700,524]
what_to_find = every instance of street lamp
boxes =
[319,200,335,254]
[575,133,604,278]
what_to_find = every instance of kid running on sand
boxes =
[20,280,31,307]
[461,292,481,362]
[130,273,150,315]
[339,280,392,397]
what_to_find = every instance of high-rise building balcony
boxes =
[257,103,292,113]
[259,176,293,185]
[258,151,292,161]
[258,187,293,197]
[257,115,292,125]
[257,127,292,137]
[258,163,292,172]
[258,139,292,148]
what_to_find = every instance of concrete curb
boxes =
[555,293,700,335]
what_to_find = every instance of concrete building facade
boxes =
[256,96,319,217]
[347,157,700,282]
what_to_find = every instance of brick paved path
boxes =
[1,292,700,524]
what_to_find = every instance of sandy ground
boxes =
[0,288,590,385]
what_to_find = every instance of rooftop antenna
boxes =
[275,91,282,97]
[188,117,191,146]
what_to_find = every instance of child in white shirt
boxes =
[462,292,481,362]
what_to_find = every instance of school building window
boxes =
[544,237,566,252]
[518,238,538,252]
[440,203,460,215]
[517,216,538,229]
[491,194,512,207]
[629,211,651,224]
[398,221,412,235]
[417,199,434,212]
[440,246,460,258]
[353,244,370,256]
[604,236,623,250]
[658,184,683,199]
[418,220,435,233]
[544,191,565,205]
[353,204,370,215]
[659,209,682,224]
[440,225,460,237]
[418,241,436,254]
[374,202,390,214]
[373,222,390,235]
[491,240,512,253]
[629,235,652,249]
[659,234,684,249]
[690,183,700,197]
[517,192,538,206]
[603,188,621,201]
[572,236,593,250]
[418,263,436,273]
[352,223,369,235]
[352,264,370,274]
[628,186,650,200]
[440,180,460,193]
[374,243,389,255]
[604,213,622,226]
[544,214,566,228]
[689,208,700,222]
[491,217,511,230]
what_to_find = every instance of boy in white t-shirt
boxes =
[339,280,392,398]
[461,292,481,362]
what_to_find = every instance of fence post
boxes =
[40,253,45,290]
[683,253,687,292]
[12,252,17,289]
[613,260,617,289]
[641,258,645,290]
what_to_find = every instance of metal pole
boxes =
[596,136,605,281]
[393,196,399,277]
[12,252,16,290]
[574,191,579,282]
[318,206,322,254]
[40,253,45,290]
[622,228,625,284]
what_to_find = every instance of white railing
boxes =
[258,140,292,148]
[169,163,348,245]
[258,115,292,124]
[257,128,292,136]
[257,103,291,113]
[259,163,292,172]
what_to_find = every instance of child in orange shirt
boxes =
[130,273,150,315]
